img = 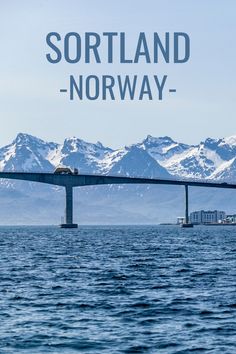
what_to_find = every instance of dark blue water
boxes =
[0,226,235,353]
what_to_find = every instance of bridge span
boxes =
[0,172,234,228]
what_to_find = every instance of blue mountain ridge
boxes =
[0,132,236,224]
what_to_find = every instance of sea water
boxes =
[0,225,235,353]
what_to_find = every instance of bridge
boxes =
[0,171,235,228]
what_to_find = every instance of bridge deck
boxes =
[0,172,234,189]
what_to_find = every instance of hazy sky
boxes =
[0,0,236,148]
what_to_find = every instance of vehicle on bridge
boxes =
[54,167,73,175]
[54,167,79,175]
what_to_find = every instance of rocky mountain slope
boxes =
[1,132,236,181]
[0,132,236,224]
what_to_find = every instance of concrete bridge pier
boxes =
[182,184,194,228]
[60,185,78,228]
[185,184,189,224]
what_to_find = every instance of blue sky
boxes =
[0,0,236,148]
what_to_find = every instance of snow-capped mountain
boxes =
[160,142,223,179]
[0,133,172,178]
[1,132,236,182]
[210,157,236,181]
[49,137,112,174]
[158,136,236,180]
[0,133,57,172]
[0,132,236,224]
[108,146,171,178]
[138,135,190,162]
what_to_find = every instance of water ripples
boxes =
[0,225,235,353]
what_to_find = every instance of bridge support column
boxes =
[185,184,189,224]
[182,185,193,228]
[60,185,78,228]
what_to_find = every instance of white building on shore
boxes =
[190,210,226,225]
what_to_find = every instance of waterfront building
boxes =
[225,214,236,223]
[177,217,185,225]
[190,210,226,225]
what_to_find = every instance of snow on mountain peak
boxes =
[210,157,236,181]
[49,137,114,173]
[221,135,236,146]
[62,137,112,154]
[109,145,171,178]
[15,132,38,142]
[0,133,58,172]
[13,132,56,148]
[1,133,236,182]
[143,135,174,146]
[139,135,190,164]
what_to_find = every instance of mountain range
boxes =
[1,132,236,181]
[0,132,236,224]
